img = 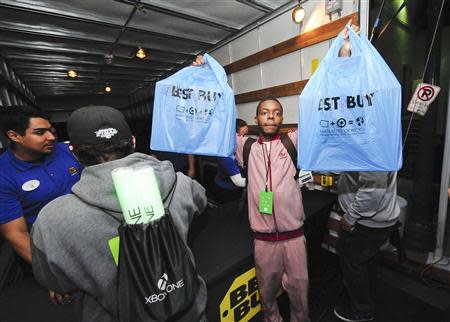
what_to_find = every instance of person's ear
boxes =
[254,115,258,125]
[6,130,21,143]
[132,136,136,149]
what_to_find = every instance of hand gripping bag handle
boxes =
[168,53,224,114]
[326,23,364,62]
[345,24,364,56]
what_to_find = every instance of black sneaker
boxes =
[333,304,374,322]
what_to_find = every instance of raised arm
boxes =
[187,154,196,178]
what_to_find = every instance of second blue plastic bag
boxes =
[298,26,402,171]
[151,53,236,157]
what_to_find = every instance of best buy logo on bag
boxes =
[220,267,261,322]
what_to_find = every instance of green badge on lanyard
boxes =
[259,191,273,215]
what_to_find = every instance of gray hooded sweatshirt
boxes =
[338,171,399,228]
[31,153,207,322]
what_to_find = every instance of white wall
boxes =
[211,0,369,125]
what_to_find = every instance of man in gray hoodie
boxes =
[30,106,207,322]
[334,172,400,322]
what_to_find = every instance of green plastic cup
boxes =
[112,166,165,224]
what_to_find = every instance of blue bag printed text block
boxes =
[151,54,236,157]
[298,26,402,171]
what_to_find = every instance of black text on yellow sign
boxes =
[220,267,261,321]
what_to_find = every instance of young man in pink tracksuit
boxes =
[192,55,308,321]
[235,97,309,322]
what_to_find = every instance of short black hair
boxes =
[71,138,134,167]
[236,118,247,133]
[255,97,283,115]
[0,106,49,138]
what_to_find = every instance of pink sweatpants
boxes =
[254,236,309,322]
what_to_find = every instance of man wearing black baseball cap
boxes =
[31,106,207,322]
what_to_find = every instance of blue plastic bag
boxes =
[150,53,236,157]
[298,25,402,171]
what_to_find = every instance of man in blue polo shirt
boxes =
[0,107,82,264]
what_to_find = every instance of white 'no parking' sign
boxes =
[407,83,441,116]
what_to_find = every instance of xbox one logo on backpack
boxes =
[158,273,168,291]
[145,273,185,304]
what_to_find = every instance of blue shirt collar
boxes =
[6,147,55,172]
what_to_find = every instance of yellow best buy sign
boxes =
[220,267,261,321]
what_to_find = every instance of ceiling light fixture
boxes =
[105,85,112,93]
[136,47,146,59]
[104,54,114,65]
[67,70,77,78]
[292,1,306,24]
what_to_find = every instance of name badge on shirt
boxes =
[259,191,273,215]
[22,179,40,192]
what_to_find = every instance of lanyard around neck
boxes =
[262,142,271,192]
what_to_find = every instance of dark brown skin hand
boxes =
[48,290,72,305]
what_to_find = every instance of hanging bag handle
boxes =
[203,53,230,94]
[326,23,364,61]
[345,23,363,56]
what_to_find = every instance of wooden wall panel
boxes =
[224,12,358,75]
[235,80,308,104]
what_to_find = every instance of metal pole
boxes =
[432,84,450,263]
[369,0,386,42]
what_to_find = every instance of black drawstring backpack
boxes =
[116,178,201,322]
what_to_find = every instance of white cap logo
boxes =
[95,128,118,139]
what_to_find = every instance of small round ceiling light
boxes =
[104,54,114,65]
[136,47,146,59]
[105,85,112,93]
[292,3,305,24]
[67,70,77,78]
